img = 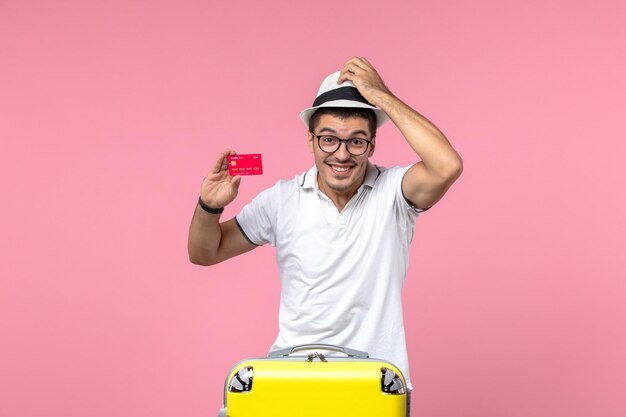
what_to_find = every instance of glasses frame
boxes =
[312,133,373,156]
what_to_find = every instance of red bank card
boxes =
[228,154,263,176]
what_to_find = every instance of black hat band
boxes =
[312,86,374,107]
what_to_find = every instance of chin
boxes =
[326,176,358,193]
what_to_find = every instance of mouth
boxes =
[327,163,354,176]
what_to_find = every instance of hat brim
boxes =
[300,99,389,129]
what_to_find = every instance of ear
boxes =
[368,137,376,157]
[308,131,315,153]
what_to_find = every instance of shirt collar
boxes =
[300,161,380,190]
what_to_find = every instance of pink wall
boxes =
[1,0,625,416]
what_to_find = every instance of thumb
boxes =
[231,176,242,193]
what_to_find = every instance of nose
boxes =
[334,141,351,160]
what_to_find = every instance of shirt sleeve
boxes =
[234,183,280,247]
[390,165,426,215]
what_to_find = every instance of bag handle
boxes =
[268,344,369,359]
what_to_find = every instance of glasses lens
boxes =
[346,139,367,155]
[319,136,339,153]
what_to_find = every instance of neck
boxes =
[317,175,362,212]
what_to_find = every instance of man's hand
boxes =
[337,57,393,107]
[189,148,255,266]
[200,149,242,209]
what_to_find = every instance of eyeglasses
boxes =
[313,133,372,156]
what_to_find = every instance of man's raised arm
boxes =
[188,149,256,266]
[338,57,463,210]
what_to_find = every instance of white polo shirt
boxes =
[235,162,421,387]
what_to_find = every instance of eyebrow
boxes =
[317,127,370,137]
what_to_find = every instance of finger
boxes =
[341,63,360,76]
[338,66,366,86]
[228,176,242,200]
[231,175,242,191]
[210,152,227,174]
[358,57,375,70]
[337,69,353,84]
[222,149,235,169]
[337,59,358,82]
[221,156,229,172]
[343,56,365,67]
[211,149,235,174]
[338,64,372,87]
[343,57,368,72]
[352,57,369,71]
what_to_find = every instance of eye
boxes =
[320,136,338,144]
[349,138,366,146]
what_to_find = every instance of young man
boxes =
[188,57,463,391]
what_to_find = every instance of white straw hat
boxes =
[300,71,389,128]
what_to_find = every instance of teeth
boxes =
[333,166,350,172]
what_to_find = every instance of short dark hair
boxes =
[308,107,377,137]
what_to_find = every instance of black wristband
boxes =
[198,197,224,214]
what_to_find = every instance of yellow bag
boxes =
[218,344,408,417]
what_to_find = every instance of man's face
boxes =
[308,113,375,197]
